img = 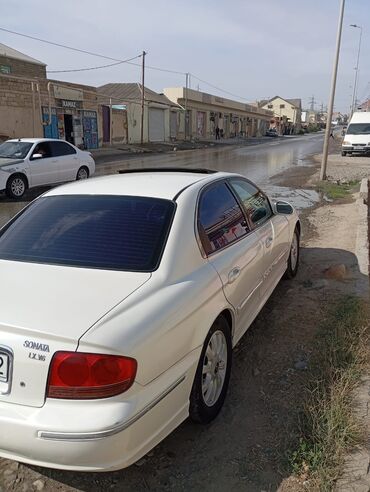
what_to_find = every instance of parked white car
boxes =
[342,112,370,156]
[0,138,95,199]
[0,169,300,471]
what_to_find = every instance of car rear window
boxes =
[0,195,175,271]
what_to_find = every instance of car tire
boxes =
[76,166,89,180]
[284,226,300,279]
[341,151,347,156]
[6,174,27,199]
[189,315,232,424]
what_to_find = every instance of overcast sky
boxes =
[1,0,369,113]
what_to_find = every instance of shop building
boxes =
[98,83,180,144]
[163,87,273,140]
[0,43,100,148]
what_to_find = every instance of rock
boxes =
[32,480,45,491]
[306,279,328,290]
[3,469,16,478]
[134,458,147,467]
[324,264,348,280]
[294,360,308,371]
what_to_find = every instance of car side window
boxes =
[31,142,52,160]
[229,179,272,228]
[49,141,77,157]
[198,182,249,255]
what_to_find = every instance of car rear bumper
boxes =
[0,350,199,471]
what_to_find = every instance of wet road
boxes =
[0,133,323,227]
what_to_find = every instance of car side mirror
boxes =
[273,201,294,215]
[31,153,43,160]
[251,207,267,223]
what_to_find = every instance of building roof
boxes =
[98,83,177,107]
[0,43,46,66]
[259,96,302,109]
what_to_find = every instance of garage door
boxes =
[149,108,165,142]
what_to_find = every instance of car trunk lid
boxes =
[0,260,150,407]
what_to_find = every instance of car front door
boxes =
[228,178,290,302]
[197,181,264,343]
[28,142,58,186]
[49,141,79,182]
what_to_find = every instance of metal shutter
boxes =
[149,108,165,142]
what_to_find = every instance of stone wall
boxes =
[0,56,46,79]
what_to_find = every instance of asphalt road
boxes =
[0,133,324,227]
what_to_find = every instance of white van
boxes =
[342,112,370,156]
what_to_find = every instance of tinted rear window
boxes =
[0,195,175,271]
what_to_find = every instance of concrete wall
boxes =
[0,55,46,79]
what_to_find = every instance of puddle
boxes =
[262,185,320,211]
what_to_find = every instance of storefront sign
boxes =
[0,65,11,74]
[54,85,83,101]
[83,110,97,118]
[61,100,78,109]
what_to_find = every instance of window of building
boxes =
[280,104,285,109]
[0,65,11,74]
[198,182,249,255]
[267,104,273,109]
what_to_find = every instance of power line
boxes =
[0,27,186,75]
[190,73,250,102]
[1,26,255,102]
[47,54,142,73]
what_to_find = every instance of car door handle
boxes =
[228,267,241,284]
[265,237,273,248]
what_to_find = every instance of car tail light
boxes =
[47,351,137,399]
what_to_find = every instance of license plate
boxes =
[0,352,9,383]
[355,146,364,150]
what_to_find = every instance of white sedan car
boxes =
[0,168,300,471]
[0,138,95,199]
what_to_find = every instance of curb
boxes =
[355,178,369,278]
[336,178,370,491]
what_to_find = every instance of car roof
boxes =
[44,170,235,200]
[6,138,70,144]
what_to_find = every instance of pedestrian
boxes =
[330,130,334,139]
[215,126,220,140]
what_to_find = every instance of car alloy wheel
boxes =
[6,175,27,199]
[290,231,299,271]
[189,315,232,424]
[76,167,89,180]
[284,226,300,279]
[202,330,228,407]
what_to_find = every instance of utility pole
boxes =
[140,50,146,145]
[350,24,362,115]
[184,72,189,141]
[320,0,345,181]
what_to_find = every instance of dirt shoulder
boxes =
[0,150,369,492]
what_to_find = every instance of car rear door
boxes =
[228,178,290,302]
[28,141,58,186]
[49,141,79,182]
[197,180,264,343]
